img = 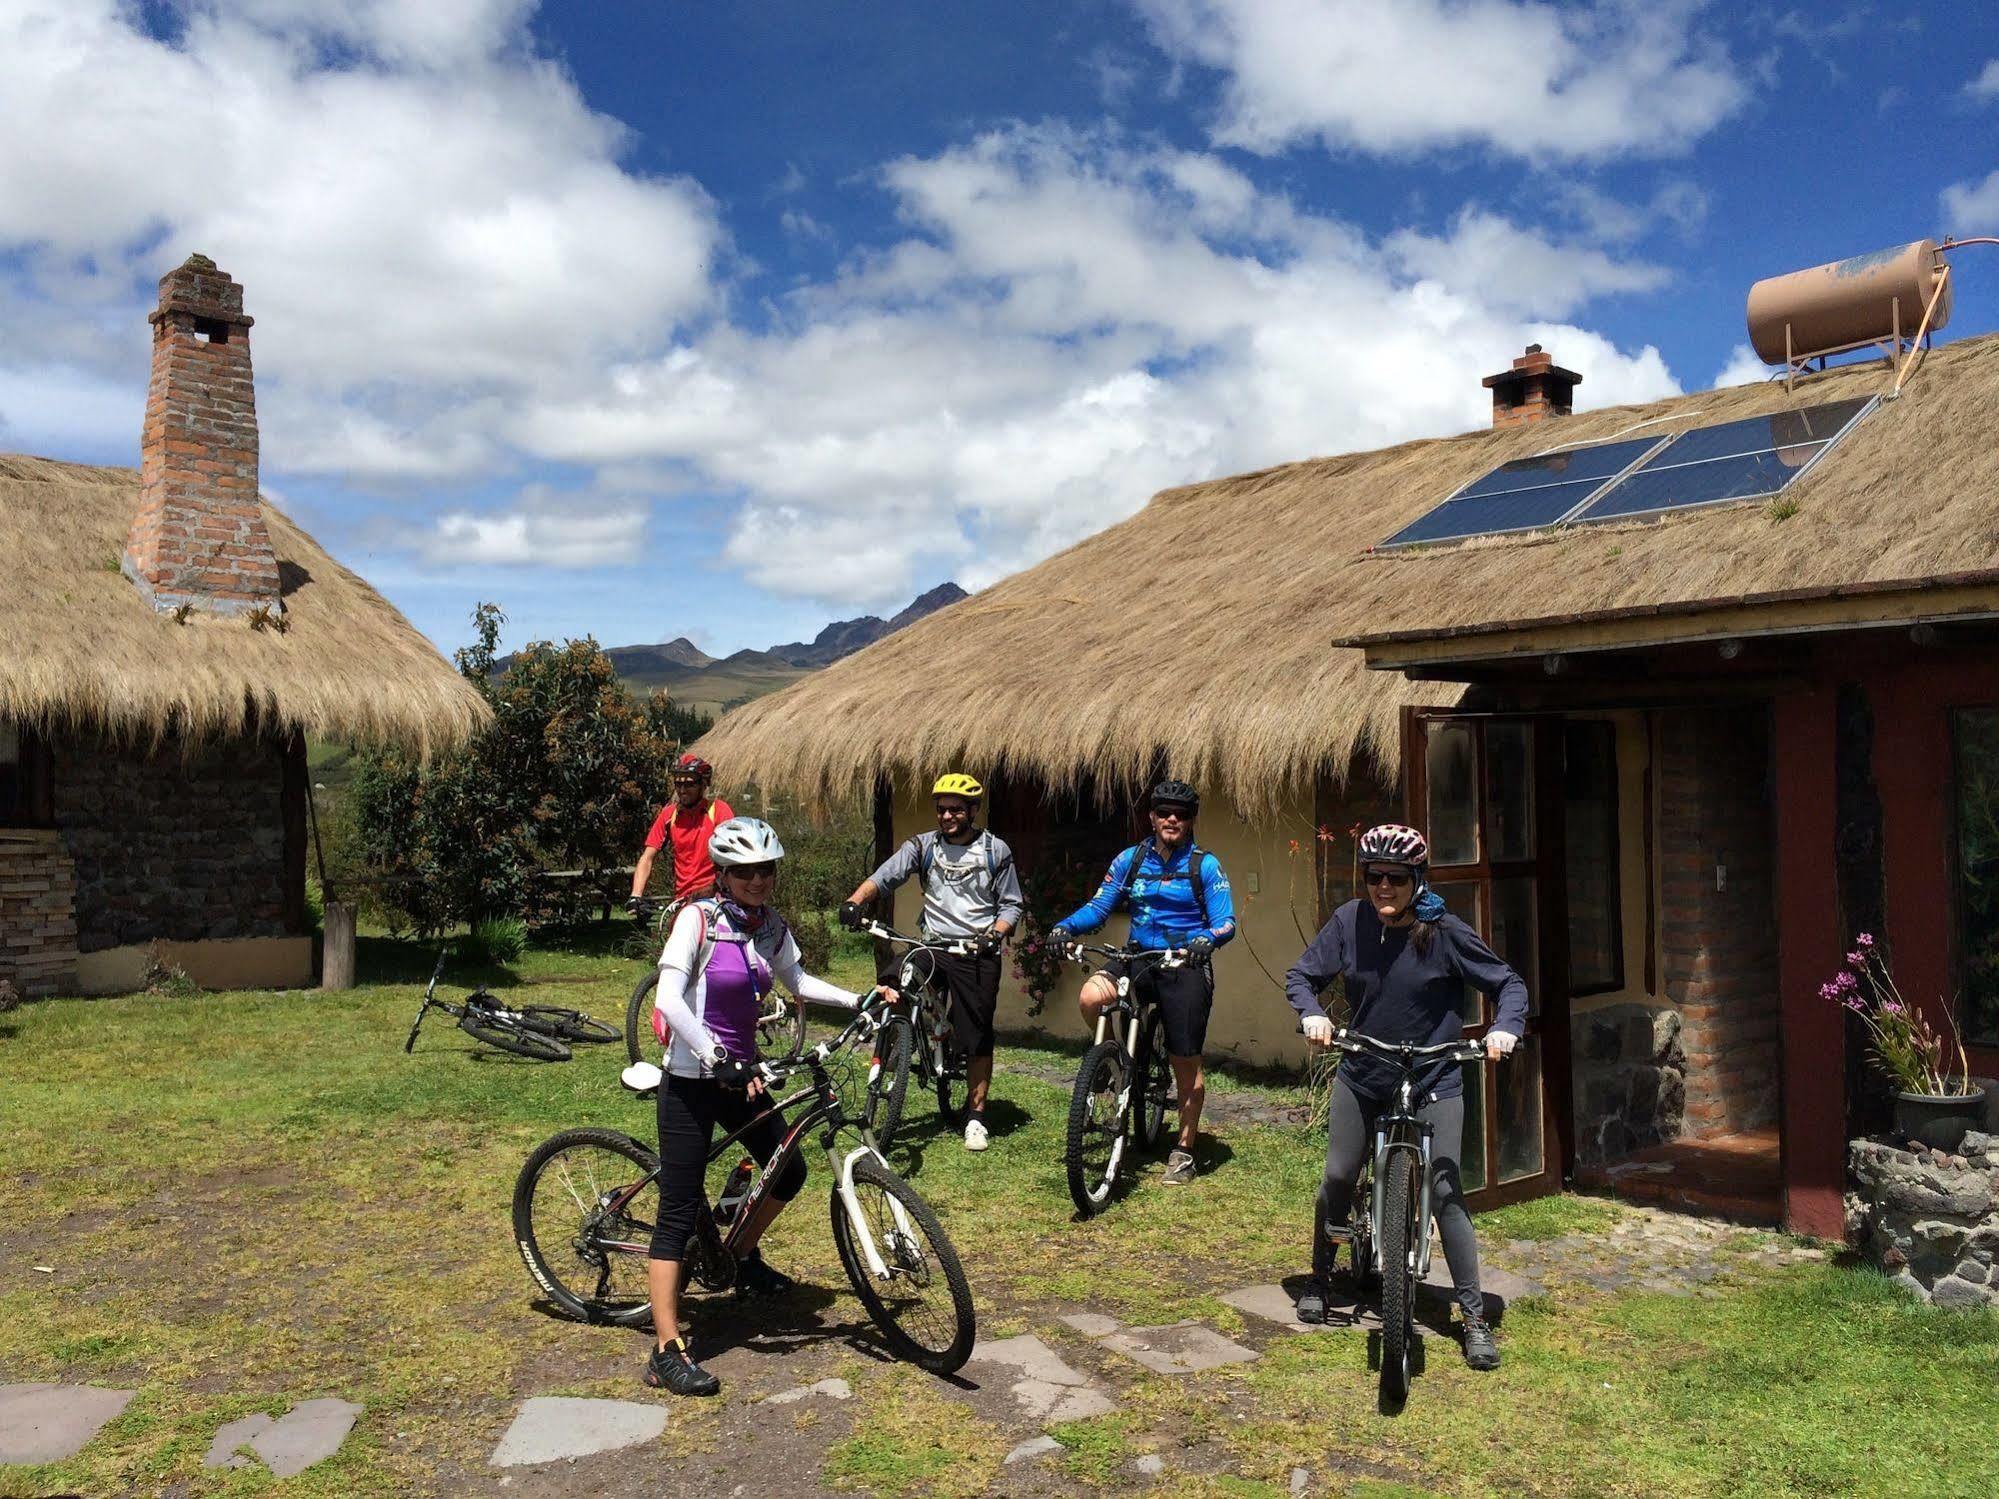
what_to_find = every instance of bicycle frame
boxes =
[865,921,978,1084]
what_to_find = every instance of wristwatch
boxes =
[705,1042,729,1067]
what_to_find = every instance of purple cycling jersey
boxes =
[702,915,772,1061]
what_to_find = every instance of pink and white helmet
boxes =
[1358,823,1429,869]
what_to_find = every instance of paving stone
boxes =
[760,1378,852,1406]
[1060,1311,1121,1337]
[0,1383,135,1465]
[1093,1320,1259,1375]
[1005,1435,1064,1465]
[490,1397,666,1468]
[1291,1467,1311,1494]
[1422,1260,1544,1303]
[969,1333,1115,1422]
[1134,1453,1165,1475]
[237,1399,363,1478]
[205,1413,276,1470]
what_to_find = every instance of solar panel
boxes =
[1378,435,1664,547]
[1572,396,1874,526]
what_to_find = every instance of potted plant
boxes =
[1822,934,1987,1150]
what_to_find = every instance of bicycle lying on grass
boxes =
[1313,1027,1488,1404]
[513,998,976,1373]
[854,919,984,1151]
[1060,941,1183,1216]
[622,896,808,1067]
[404,947,619,1061]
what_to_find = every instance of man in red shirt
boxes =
[629,754,734,910]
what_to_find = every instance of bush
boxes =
[467,916,529,966]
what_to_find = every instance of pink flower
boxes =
[1846,950,1866,968]
[1883,999,1904,1016]
[1820,981,1839,1001]
[1857,932,1875,948]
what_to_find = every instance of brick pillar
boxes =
[0,831,80,996]
[123,253,280,616]
[1482,344,1582,428]
[1659,708,1781,1137]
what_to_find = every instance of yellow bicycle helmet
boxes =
[931,772,984,800]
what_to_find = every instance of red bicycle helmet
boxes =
[673,752,713,782]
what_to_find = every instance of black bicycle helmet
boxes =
[1150,779,1200,815]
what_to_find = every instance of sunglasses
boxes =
[728,863,777,880]
[1364,868,1414,889]
[1152,807,1194,822]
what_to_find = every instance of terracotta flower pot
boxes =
[1893,1083,1989,1152]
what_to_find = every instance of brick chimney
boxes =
[1481,343,1582,428]
[123,254,280,616]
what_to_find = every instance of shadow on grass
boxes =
[528,1284,913,1370]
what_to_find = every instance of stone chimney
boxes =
[1481,343,1582,428]
[123,254,280,615]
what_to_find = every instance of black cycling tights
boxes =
[650,1073,807,1262]
[1319,1072,1483,1320]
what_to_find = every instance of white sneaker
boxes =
[964,1119,989,1152]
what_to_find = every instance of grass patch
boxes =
[1478,1191,1628,1241]
[822,1367,1005,1496]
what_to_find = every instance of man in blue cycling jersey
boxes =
[1048,779,1235,1185]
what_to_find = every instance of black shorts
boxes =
[1101,955,1214,1058]
[891,948,1001,1058]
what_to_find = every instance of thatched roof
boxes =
[1,454,488,754]
[697,331,1999,812]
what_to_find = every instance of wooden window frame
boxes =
[1947,705,1999,1048]
[0,723,54,830]
[1563,718,1626,999]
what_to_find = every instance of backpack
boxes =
[913,829,1012,886]
[650,898,785,1047]
[1114,838,1211,925]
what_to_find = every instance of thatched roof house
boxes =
[1,255,485,998]
[701,328,1999,1231]
[700,332,1999,813]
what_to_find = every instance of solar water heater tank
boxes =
[1746,240,1951,365]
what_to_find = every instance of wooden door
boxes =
[1403,711,1572,1208]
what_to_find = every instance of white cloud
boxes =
[0,0,720,468]
[1133,0,1744,161]
[1943,170,1999,234]
[418,502,648,568]
[1710,343,1771,389]
[1967,59,1999,102]
[521,127,1680,605]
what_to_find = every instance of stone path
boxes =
[968,1333,1117,1423]
[1061,1312,1259,1374]
[489,1397,666,1468]
[203,1397,363,1478]
[759,1377,853,1406]
[0,1383,134,1465]
[1482,1202,1825,1298]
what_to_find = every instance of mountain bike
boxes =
[404,947,618,1061]
[622,896,808,1066]
[1313,1028,1488,1403]
[513,1001,977,1374]
[854,919,986,1151]
[1060,941,1184,1216]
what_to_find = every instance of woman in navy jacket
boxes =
[1283,824,1527,1370]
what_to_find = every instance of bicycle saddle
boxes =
[621,1062,663,1093]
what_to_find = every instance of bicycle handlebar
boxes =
[1297,1023,1489,1065]
[1060,940,1188,968]
[859,919,984,957]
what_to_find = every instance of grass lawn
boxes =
[2,926,1996,1497]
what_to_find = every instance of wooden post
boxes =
[322,900,356,990]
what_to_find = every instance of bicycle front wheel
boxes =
[1066,1039,1129,1217]
[460,1014,571,1061]
[1378,1148,1419,1402]
[1134,1010,1171,1150]
[830,1154,975,1373]
[624,967,659,1065]
[521,1006,620,1044]
[512,1127,660,1327]
[863,1013,914,1150]
[934,1032,970,1126]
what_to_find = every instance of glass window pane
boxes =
[1426,722,1479,866]
[1496,1036,1545,1184]
[1485,723,1534,862]
[1459,1058,1487,1193]
[1953,709,1999,1046]
[1490,877,1538,1017]
[1564,721,1622,993]
[1431,881,1484,1025]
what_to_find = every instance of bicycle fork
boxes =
[1370,1127,1438,1279]
[831,1144,920,1282]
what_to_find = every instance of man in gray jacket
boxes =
[840,772,1024,1150]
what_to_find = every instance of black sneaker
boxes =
[735,1251,797,1299]
[643,1338,720,1396]
[1295,1278,1329,1325]
[1461,1315,1500,1371]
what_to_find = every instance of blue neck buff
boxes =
[1411,884,1448,923]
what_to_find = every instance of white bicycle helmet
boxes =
[707,816,786,867]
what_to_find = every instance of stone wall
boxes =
[52,731,292,952]
[1574,1002,1686,1165]
[1659,709,1781,1136]
[0,831,79,995]
[1847,1133,1999,1309]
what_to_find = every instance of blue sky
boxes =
[2,1,1997,659]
